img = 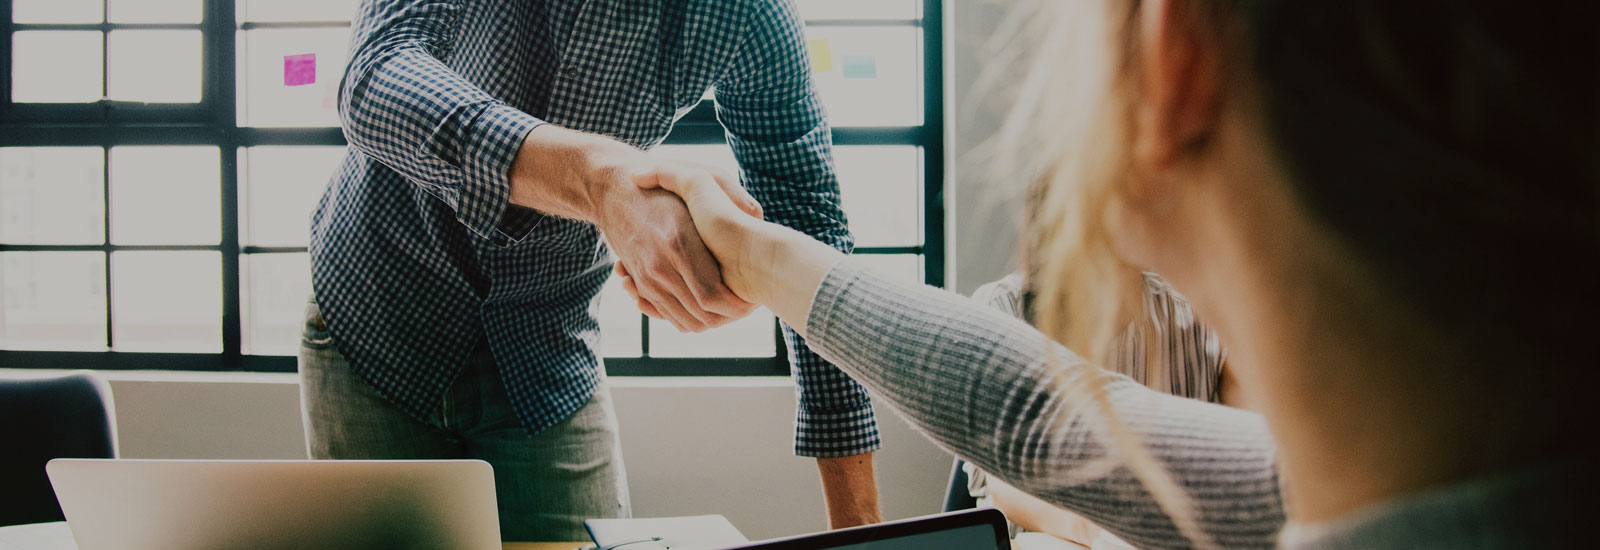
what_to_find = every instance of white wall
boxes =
[3,370,950,541]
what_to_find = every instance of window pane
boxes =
[0,148,105,245]
[243,146,345,246]
[795,0,918,20]
[242,253,311,356]
[0,252,107,351]
[598,276,642,358]
[109,146,221,245]
[108,0,202,24]
[651,144,737,173]
[111,251,221,352]
[836,146,919,247]
[240,28,352,127]
[12,0,102,23]
[107,30,204,103]
[649,310,776,358]
[11,31,104,103]
[852,254,922,288]
[240,0,359,22]
[804,27,921,127]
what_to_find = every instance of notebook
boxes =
[584,515,749,550]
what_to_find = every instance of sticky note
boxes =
[808,39,832,73]
[284,53,317,87]
[842,55,877,79]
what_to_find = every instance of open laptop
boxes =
[725,509,1011,550]
[46,459,500,550]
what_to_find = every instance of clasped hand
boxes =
[610,156,768,332]
[509,124,773,334]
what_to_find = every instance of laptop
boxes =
[724,509,1011,550]
[46,459,500,550]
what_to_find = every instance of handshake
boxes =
[509,123,808,334]
[608,152,774,334]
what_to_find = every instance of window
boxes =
[0,0,944,375]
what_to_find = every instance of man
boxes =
[298,0,881,542]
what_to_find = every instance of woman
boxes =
[620,0,1596,547]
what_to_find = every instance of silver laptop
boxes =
[47,459,500,550]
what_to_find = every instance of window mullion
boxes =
[208,0,243,364]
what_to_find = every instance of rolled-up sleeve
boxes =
[340,0,544,244]
[715,0,878,458]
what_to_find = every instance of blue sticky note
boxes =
[842,55,877,79]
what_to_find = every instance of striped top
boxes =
[970,273,1227,403]
[807,259,1592,549]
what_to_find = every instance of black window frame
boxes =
[0,0,944,376]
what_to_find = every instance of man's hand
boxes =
[510,124,762,332]
[818,453,883,529]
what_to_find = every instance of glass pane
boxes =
[109,146,221,245]
[243,146,345,246]
[804,27,921,127]
[650,144,737,174]
[835,146,920,247]
[649,310,776,358]
[111,251,221,352]
[240,0,359,22]
[852,254,922,288]
[597,275,643,358]
[107,30,203,103]
[240,28,352,127]
[0,252,107,351]
[12,0,102,23]
[108,0,202,23]
[242,253,311,356]
[11,31,103,103]
[795,0,918,20]
[0,148,105,245]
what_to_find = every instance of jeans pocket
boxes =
[301,298,335,350]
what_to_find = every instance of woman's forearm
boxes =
[706,214,846,333]
[800,261,1285,549]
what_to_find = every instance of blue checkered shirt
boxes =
[309,0,879,457]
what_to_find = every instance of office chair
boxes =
[943,459,978,512]
[0,371,118,527]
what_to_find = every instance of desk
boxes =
[0,522,587,550]
[2,522,1080,550]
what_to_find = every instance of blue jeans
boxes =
[297,298,630,542]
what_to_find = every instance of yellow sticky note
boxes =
[808,39,833,73]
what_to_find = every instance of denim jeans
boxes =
[297,298,630,542]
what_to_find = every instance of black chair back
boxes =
[0,372,117,527]
[943,459,978,512]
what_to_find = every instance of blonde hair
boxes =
[977,0,1598,544]
[976,0,1233,547]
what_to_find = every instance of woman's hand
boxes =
[615,160,766,314]
[615,165,848,336]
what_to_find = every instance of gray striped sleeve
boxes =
[806,260,1285,550]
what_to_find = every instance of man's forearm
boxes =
[508,124,636,223]
[817,452,882,529]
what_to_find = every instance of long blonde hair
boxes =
[976,0,1233,547]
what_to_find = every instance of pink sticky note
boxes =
[284,53,317,87]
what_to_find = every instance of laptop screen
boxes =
[821,523,1000,550]
[727,509,1009,550]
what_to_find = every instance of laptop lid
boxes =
[46,459,500,550]
[725,509,1011,550]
